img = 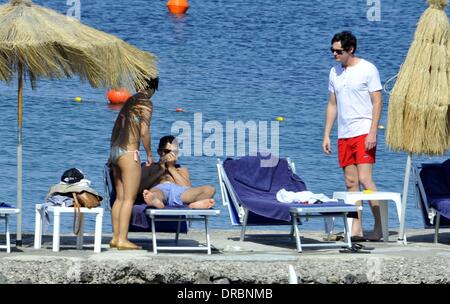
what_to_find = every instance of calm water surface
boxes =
[0,0,448,233]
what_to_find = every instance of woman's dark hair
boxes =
[134,77,159,93]
[331,31,357,54]
[158,135,176,150]
[145,77,159,91]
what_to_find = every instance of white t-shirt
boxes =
[328,59,382,139]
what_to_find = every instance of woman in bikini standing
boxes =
[109,78,158,250]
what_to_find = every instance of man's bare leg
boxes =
[357,163,382,241]
[143,189,165,208]
[188,199,215,209]
[343,165,363,237]
[180,186,216,209]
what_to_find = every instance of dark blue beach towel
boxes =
[420,162,450,221]
[131,204,192,230]
[0,202,13,208]
[223,154,307,222]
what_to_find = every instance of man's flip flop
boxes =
[353,243,375,251]
[339,244,371,254]
[350,236,367,242]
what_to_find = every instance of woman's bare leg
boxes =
[116,153,142,249]
[111,165,123,247]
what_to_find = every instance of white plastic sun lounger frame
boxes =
[217,158,358,252]
[145,209,220,254]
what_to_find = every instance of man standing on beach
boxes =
[322,31,383,241]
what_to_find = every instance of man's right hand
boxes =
[322,137,332,154]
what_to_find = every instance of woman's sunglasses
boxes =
[330,47,345,55]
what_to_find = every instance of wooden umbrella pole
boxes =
[16,62,23,246]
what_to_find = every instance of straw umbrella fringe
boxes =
[385,0,450,245]
[386,0,450,156]
[0,0,158,90]
[0,0,158,245]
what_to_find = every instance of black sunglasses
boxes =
[162,149,173,154]
[330,47,345,55]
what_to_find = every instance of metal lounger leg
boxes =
[205,216,211,255]
[289,225,295,240]
[53,210,61,252]
[151,216,157,254]
[34,206,42,249]
[175,216,181,245]
[434,213,441,244]
[240,209,249,241]
[343,213,351,248]
[292,214,302,253]
[5,215,10,253]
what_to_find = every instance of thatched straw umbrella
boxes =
[386,0,449,244]
[0,0,158,245]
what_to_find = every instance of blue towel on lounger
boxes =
[421,163,450,220]
[0,202,13,208]
[233,154,279,191]
[131,204,192,229]
[223,155,307,222]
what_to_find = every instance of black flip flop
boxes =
[350,236,367,242]
[339,244,371,254]
[353,243,375,251]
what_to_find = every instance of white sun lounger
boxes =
[217,158,359,252]
[145,208,220,254]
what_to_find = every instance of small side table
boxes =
[0,208,20,253]
[34,204,104,253]
[332,191,406,243]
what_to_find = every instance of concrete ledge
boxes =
[1,229,450,284]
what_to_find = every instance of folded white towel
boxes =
[276,189,337,204]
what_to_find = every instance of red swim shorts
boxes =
[338,134,376,168]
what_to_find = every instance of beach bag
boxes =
[72,192,101,235]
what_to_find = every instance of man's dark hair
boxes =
[331,31,357,54]
[158,135,176,150]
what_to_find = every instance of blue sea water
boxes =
[0,0,449,234]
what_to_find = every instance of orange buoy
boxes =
[175,107,185,112]
[107,88,132,104]
[167,0,189,14]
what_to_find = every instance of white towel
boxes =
[276,189,337,204]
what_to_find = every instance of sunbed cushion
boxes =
[420,165,450,197]
[430,198,450,220]
[443,159,450,189]
[417,162,450,227]
[224,156,307,222]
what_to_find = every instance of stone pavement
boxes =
[0,228,450,284]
